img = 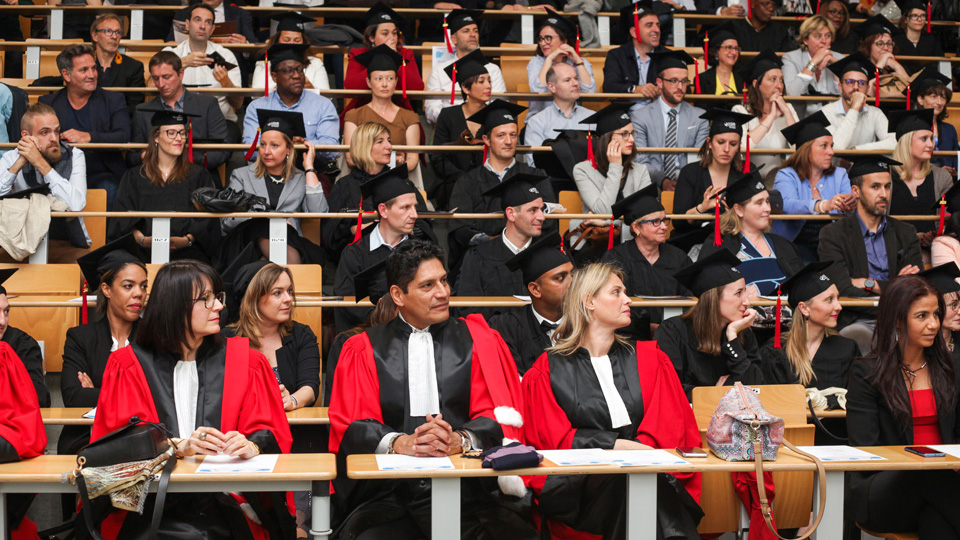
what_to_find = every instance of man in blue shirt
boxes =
[242,43,339,161]
[818,155,922,353]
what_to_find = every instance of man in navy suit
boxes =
[39,44,130,208]
[601,1,668,101]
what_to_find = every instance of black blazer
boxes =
[130,91,230,171]
[695,66,743,96]
[602,43,668,93]
[97,53,145,113]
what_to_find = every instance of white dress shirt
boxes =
[822,99,896,151]
[590,355,632,429]
[369,223,408,252]
[164,40,242,122]
[501,228,532,255]
[531,307,561,343]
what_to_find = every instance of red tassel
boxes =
[774,285,782,348]
[747,0,752,19]
[928,0,932,32]
[244,128,260,161]
[587,131,597,169]
[350,195,364,246]
[482,143,488,164]
[576,28,580,56]
[634,6,641,43]
[450,64,457,105]
[713,193,721,246]
[560,235,566,254]
[443,17,453,53]
[745,135,750,172]
[607,220,615,250]
[703,32,709,71]
[938,195,947,236]
[264,52,269,97]
[906,83,911,110]
[402,59,408,99]
[81,281,88,325]
[875,67,880,107]
[203,151,208,169]
[816,0,821,12]
[695,61,701,94]
[187,120,194,163]
[742,83,747,104]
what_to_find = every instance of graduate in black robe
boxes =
[333,166,437,333]
[446,99,559,273]
[457,173,551,319]
[0,269,49,408]
[601,184,692,341]
[329,239,535,540]
[489,234,573,375]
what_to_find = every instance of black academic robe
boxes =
[655,316,765,399]
[90,337,294,540]
[670,163,739,250]
[96,54,146,113]
[489,305,553,376]
[108,164,220,263]
[894,33,943,74]
[456,236,527,319]
[521,341,704,539]
[447,163,558,273]
[328,315,534,540]
[321,170,432,264]
[58,319,138,455]
[832,33,860,55]
[432,105,482,208]
[601,241,692,340]
[0,327,49,408]
[731,19,797,52]
[694,66,743,96]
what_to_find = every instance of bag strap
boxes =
[752,437,827,540]
[807,399,848,442]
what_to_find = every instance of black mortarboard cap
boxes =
[482,172,547,210]
[741,49,782,84]
[580,103,633,137]
[894,0,926,15]
[649,49,696,73]
[780,261,834,308]
[854,13,901,39]
[353,43,403,73]
[674,248,743,296]
[0,184,50,200]
[360,165,418,207]
[611,183,663,225]
[700,21,737,49]
[536,129,590,180]
[939,180,960,213]
[256,109,307,139]
[76,233,145,291]
[700,107,754,137]
[270,12,313,33]
[0,268,16,296]
[781,110,832,147]
[231,260,271,304]
[443,49,489,83]
[446,9,481,33]
[364,2,404,28]
[538,8,577,39]
[466,99,526,137]
[919,262,960,295]
[827,51,876,80]
[908,64,952,98]
[206,51,237,71]
[354,259,388,304]
[721,171,767,206]
[619,1,657,34]
[139,104,201,127]
[887,108,935,140]
[266,42,310,66]
[506,233,572,285]
[846,155,901,178]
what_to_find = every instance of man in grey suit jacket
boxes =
[130,51,229,171]
[631,50,709,190]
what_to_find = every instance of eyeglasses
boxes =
[537,35,556,44]
[95,28,123,37]
[825,8,845,15]
[874,40,895,48]
[164,129,186,139]
[907,12,927,19]
[276,66,305,75]
[194,291,226,309]
[638,217,671,227]
[841,78,868,87]
[661,77,690,87]
[719,45,741,52]
[612,130,635,139]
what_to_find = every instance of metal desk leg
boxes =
[673,17,686,47]
[431,477,461,537]
[0,491,6,533]
[26,45,40,79]
[812,470,844,540]
[521,15,534,44]
[130,10,144,40]
[269,218,288,264]
[663,307,682,320]
[50,10,64,40]
[310,480,332,540]
[151,218,171,264]
[626,473,657,540]
[599,16,611,46]
[28,233,48,264]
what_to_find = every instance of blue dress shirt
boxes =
[242,90,340,159]
[772,166,852,241]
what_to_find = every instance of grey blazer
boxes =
[631,100,709,186]
[571,160,652,241]
[130,90,230,170]
[221,164,329,236]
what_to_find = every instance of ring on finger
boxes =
[199,431,207,442]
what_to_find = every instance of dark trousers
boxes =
[853,470,960,539]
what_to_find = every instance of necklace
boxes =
[267,173,284,185]
[902,361,928,378]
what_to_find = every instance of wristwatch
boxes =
[457,430,472,453]
[864,278,876,293]
[628,85,637,93]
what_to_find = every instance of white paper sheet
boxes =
[794,446,885,461]
[195,454,280,473]
[929,445,960,458]
[82,408,96,419]
[375,455,455,471]
[537,449,615,466]
[607,449,690,467]
[512,295,532,302]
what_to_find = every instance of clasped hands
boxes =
[391,414,464,457]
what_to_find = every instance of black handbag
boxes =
[191,187,268,213]
[74,417,176,540]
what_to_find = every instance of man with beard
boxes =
[821,52,896,150]
[424,9,506,124]
[0,103,90,247]
[819,155,923,353]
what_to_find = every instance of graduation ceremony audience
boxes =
[8,1,960,538]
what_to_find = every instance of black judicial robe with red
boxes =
[522,341,703,539]
[329,314,536,539]
[0,342,48,540]
[91,337,294,540]
[0,326,50,407]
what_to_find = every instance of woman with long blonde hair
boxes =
[523,262,703,539]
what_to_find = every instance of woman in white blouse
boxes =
[732,49,798,176]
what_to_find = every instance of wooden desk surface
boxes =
[0,453,336,483]
[347,447,960,479]
[41,407,330,426]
